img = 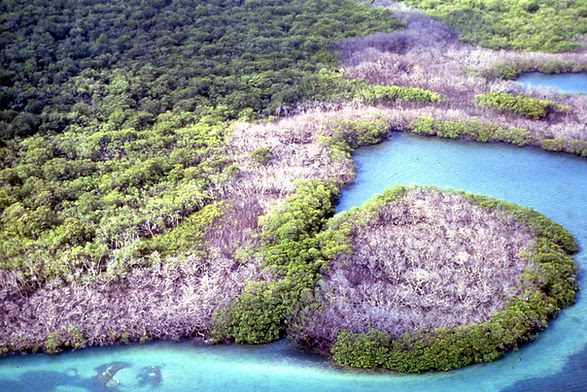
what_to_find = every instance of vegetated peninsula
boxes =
[0,0,583,372]
[290,186,577,371]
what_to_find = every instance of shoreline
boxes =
[0,104,582,363]
[290,185,577,372]
[1,0,585,374]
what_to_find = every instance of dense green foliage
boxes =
[0,0,401,140]
[412,116,536,146]
[332,329,390,368]
[330,186,577,372]
[212,179,339,344]
[301,69,442,107]
[0,114,233,285]
[250,146,272,165]
[476,91,567,120]
[348,83,442,105]
[411,116,587,157]
[44,326,87,354]
[568,139,587,157]
[0,0,402,285]
[318,117,390,159]
[540,137,565,152]
[399,0,586,51]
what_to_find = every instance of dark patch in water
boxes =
[0,369,94,392]
[0,361,139,392]
[93,361,131,390]
[502,345,587,392]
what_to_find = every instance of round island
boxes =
[290,186,578,372]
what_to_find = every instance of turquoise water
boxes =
[516,72,587,94]
[338,134,587,390]
[1,135,586,391]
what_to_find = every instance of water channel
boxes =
[516,72,587,94]
[1,74,586,391]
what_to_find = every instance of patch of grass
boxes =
[250,146,273,165]
[318,117,390,159]
[412,117,537,147]
[476,92,568,120]
[308,69,443,105]
[411,116,585,157]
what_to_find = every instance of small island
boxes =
[288,185,578,371]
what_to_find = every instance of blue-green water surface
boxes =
[1,134,586,391]
[338,133,587,391]
[516,72,587,93]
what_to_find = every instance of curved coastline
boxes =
[330,0,586,157]
[2,132,586,392]
[0,106,583,367]
[300,185,578,372]
[0,0,585,384]
[209,114,580,372]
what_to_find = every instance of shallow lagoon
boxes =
[1,133,586,391]
[338,133,587,390]
[516,72,587,94]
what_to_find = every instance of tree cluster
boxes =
[0,0,400,140]
[475,91,568,120]
[397,0,586,52]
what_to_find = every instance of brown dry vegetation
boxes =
[0,91,580,353]
[0,107,388,353]
[291,188,534,351]
[331,1,586,143]
[1,0,582,357]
